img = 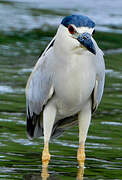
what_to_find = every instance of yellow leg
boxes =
[77,144,85,167]
[42,143,50,167]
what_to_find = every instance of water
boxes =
[0,0,122,33]
[0,0,122,179]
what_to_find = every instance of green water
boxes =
[0,29,122,180]
[0,2,122,179]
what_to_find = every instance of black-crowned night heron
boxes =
[25,14,105,167]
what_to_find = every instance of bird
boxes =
[25,14,105,167]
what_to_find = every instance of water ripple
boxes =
[101,121,122,126]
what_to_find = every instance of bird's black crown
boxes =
[61,14,95,28]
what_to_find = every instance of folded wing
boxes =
[92,51,105,113]
[25,49,54,138]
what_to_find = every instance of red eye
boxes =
[68,25,75,34]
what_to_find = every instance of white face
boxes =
[55,24,95,55]
[68,24,94,36]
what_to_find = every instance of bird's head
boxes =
[55,14,96,55]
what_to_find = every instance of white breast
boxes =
[53,52,96,108]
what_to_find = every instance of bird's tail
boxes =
[26,109,78,139]
[51,114,78,138]
[26,108,43,139]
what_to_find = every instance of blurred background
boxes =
[0,0,122,179]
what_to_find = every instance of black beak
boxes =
[77,33,96,55]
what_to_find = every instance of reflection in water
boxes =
[24,165,84,180]
[77,166,84,180]
[41,166,49,180]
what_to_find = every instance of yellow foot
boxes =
[42,148,51,167]
[77,144,85,167]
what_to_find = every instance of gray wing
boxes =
[26,59,54,116]
[92,49,105,113]
[25,42,54,138]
